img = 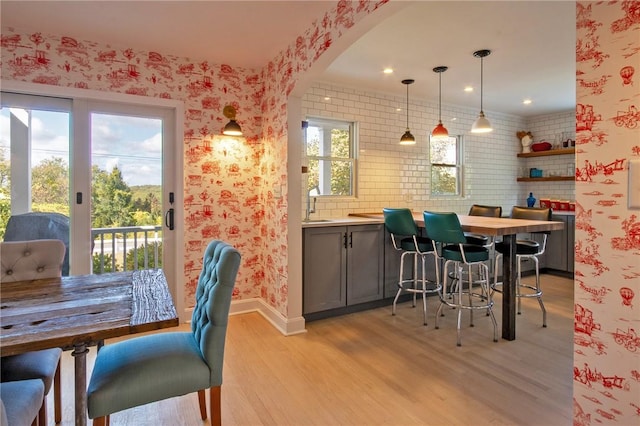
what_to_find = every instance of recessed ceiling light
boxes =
[383,68,394,74]
[324,97,331,101]
[396,108,402,112]
[464,86,473,92]
[523,99,532,105]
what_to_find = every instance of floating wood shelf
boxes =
[517,176,575,182]
[517,147,575,158]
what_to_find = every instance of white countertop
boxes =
[301,217,383,228]
[301,210,574,227]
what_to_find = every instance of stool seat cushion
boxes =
[464,232,489,246]
[399,236,433,252]
[87,331,211,419]
[495,239,540,255]
[0,379,45,426]
[442,244,489,263]
[1,348,62,392]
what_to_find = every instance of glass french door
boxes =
[0,92,176,284]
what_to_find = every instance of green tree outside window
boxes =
[305,118,356,197]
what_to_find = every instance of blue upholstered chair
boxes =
[1,379,45,426]
[383,208,440,325]
[0,239,65,425]
[87,240,241,426]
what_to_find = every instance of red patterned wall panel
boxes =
[574,2,640,424]
[0,0,390,317]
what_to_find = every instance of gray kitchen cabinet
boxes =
[545,214,575,273]
[567,215,575,273]
[303,224,384,315]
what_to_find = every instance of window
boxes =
[429,134,463,196]
[1,92,177,281]
[304,118,356,197]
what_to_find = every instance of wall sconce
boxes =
[222,105,242,136]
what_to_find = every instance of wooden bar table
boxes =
[0,269,179,426]
[351,212,564,340]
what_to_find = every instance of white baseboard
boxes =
[182,298,307,336]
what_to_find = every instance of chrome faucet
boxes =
[304,186,319,221]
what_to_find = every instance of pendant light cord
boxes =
[480,56,484,113]
[406,83,410,130]
[438,72,442,122]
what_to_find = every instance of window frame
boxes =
[428,134,464,197]
[303,117,357,198]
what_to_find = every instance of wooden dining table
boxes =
[0,269,179,426]
[351,212,564,341]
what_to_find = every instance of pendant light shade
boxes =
[400,79,416,145]
[471,49,493,134]
[431,66,449,140]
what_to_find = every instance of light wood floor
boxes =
[49,274,573,426]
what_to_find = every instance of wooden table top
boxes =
[350,212,564,236]
[0,269,179,356]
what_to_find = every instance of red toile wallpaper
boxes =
[0,0,389,317]
[4,2,636,422]
[573,2,640,424]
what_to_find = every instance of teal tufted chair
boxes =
[87,240,241,426]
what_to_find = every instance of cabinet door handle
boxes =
[349,232,353,248]
[343,232,348,249]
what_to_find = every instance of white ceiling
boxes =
[1,1,576,117]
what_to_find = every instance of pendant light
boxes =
[400,79,416,145]
[471,49,493,134]
[431,66,449,140]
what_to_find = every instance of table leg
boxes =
[72,343,89,426]
[501,234,517,340]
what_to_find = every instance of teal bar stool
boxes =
[493,206,551,327]
[423,211,497,346]
[383,208,440,325]
[464,204,503,246]
[451,204,503,286]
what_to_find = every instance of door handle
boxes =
[165,208,174,230]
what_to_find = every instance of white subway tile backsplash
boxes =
[302,82,575,218]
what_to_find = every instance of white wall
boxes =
[302,82,575,217]
[524,111,577,201]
